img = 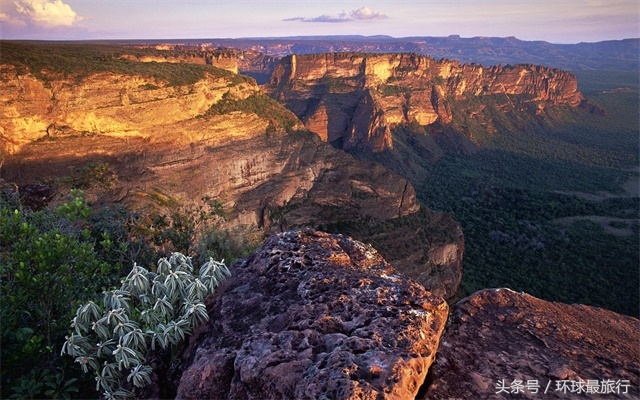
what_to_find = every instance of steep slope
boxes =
[0,42,464,298]
[266,52,583,154]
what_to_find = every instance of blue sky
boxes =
[0,0,638,43]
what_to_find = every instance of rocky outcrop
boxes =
[423,288,640,399]
[266,53,583,152]
[176,230,449,399]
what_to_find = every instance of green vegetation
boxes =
[62,253,229,399]
[0,180,259,398]
[318,207,461,265]
[378,84,410,97]
[320,76,360,92]
[0,41,247,87]
[205,93,299,132]
[572,70,639,94]
[413,71,640,315]
[419,163,639,314]
[0,190,121,398]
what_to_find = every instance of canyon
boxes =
[0,42,463,298]
[0,41,637,399]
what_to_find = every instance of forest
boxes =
[417,70,639,315]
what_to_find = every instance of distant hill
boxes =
[105,35,639,71]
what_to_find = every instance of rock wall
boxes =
[0,64,257,155]
[175,230,449,399]
[1,61,463,298]
[120,50,240,73]
[267,53,583,152]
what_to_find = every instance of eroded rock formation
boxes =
[423,288,640,399]
[175,230,449,399]
[119,49,240,74]
[0,46,464,298]
[266,53,584,152]
[0,63,259,155]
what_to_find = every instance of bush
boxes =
[62,253,229,399]
[0,194,119,398]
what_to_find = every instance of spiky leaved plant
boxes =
[62,253,229,399]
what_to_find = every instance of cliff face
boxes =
[0,64,417,227]
[175,230,449,399]
[0,64,257,155]
[120,48,279,84]
[267,53,583,152]
[1,51,464,298]
[120,51,239,74]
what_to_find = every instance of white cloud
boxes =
[350,7,387,21]
[284,6,387,23]
[14,0,81,27]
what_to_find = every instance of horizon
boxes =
[3,34,639,46]
[1,1,638,44]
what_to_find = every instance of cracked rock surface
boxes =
[176,230,448,399]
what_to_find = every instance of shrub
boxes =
[62,253,229,399]
[0,193,119,398]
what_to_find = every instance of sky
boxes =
[0,0,638,43]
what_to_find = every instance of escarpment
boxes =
[0,43,464,298]
[119,48,240,73]
[266,53,584,153]
[0,63,260,155]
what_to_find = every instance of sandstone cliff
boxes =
[120,49,239,74]
[0,63,257,155]
[0,43,464,298]
[266,53,583,152]
[120,47,278,84]
[175,230,449,399]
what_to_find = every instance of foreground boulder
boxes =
[423,288,639,399]
[176,230,448,399]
